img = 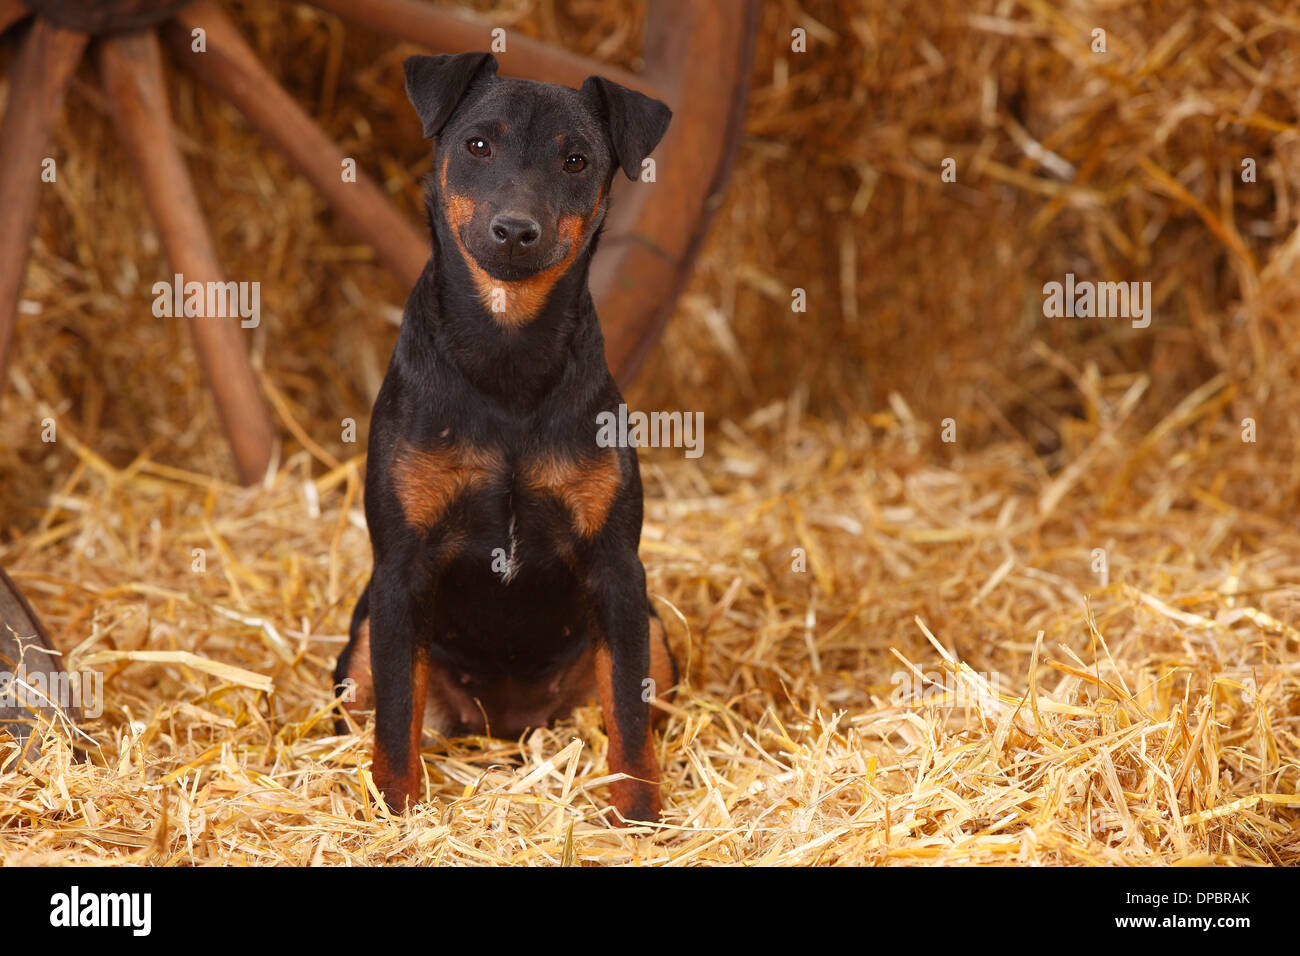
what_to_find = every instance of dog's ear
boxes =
[404,52,498,139]
[581,76,672,181]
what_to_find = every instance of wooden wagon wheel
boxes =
[0,566,79,763]
[0,0,756,484]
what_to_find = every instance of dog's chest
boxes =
[389,435,622,555]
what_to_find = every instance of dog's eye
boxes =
[563,154,587,173]
[466,138,490,157]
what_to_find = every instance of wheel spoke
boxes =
[162,1,428,287]
[100,29,276,484]
[302,0,661,100]
[593,0,757,381]
[0,18,87,387]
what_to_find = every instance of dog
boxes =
[334,52,676,825]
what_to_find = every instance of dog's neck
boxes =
[413,187,606,409]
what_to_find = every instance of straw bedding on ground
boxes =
[1,1,1298,864]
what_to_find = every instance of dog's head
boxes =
[404,52,671,286]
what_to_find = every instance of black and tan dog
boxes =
[335,52,676,824]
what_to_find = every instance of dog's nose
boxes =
[489,212,540,252]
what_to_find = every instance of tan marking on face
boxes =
[391,440,501,531]
[440,156,605,327]
[444,189,477,234]
[523,448,621,538]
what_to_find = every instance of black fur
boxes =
[581,76,673,181]
[403,52,498,139]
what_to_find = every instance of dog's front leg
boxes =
[367,560,429,813]
[586,554,662,825]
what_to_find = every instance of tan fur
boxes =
[523,449,622,538]
[648,614,675,726]
[371,648,429,811]
[391,440,501,530]
[342,618,374,714]
[595,643,662,823]
[440,156,605,327]
[422,644,598,738]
